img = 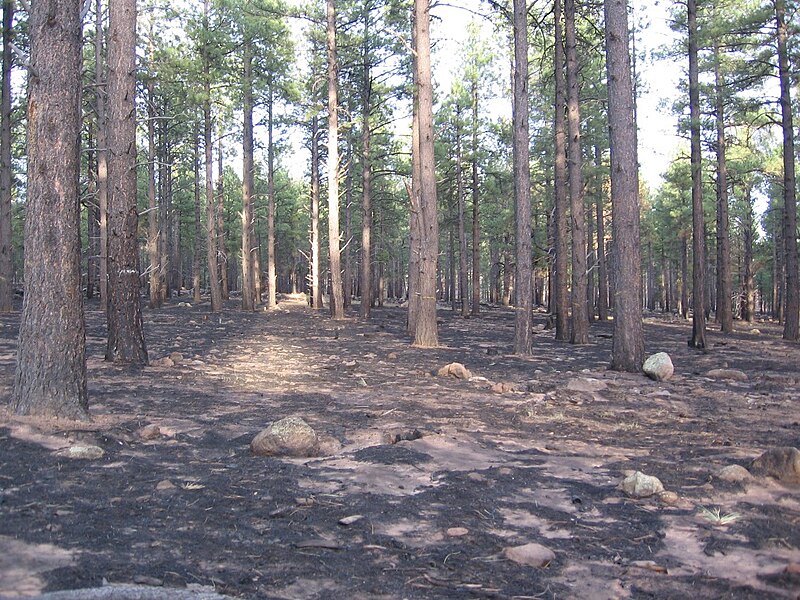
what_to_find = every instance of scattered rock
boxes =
[491,382,516,394]
[749,447,800,484]
[706,368,748,382]
[138,424,161,441]
[338,515,364,526]
[169,352,184,364]
[55,445,105,460]
[658,491,680,505]
[387,353,399,360]
[156,480,176,491]
[250,417,319,458]
[565,377,608,393]
[383,429,424,444]
[437,362,472,380]
[620,471,665,498]
[503,543,555,567]
[151,357,175,368]
[716,464,752,483]
[643,353,674,381]
[446,527,469,537]
[629,560,668,574]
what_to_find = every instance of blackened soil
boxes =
[0,296,798,599]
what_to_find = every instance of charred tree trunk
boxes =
[605,0,644,371]
[0,0,13,312]
[146,63,161,309]
[713,42,733,333]
[327,0,344,319]
[105,0,148,364]
[96,0,108,311]
[360,8,373,319]
[192,125,202,304]
[553,0,569,341]
[310,116,323,309]
[241,38,256,312]
[12,0,88,417]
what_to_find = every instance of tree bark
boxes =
[266,82,276,308]
[360,7,373,319]
[241,38,255,312]
[146,56,161,309]
[470,78,481,316]
[216,142,228,300]
[12,0,87,418]
[605,0,644,371]
[106,0,147,364]
[0,0,13,312]
[688,0,706,348]
[310,116,323,309]
[713,42,732,333]
[412,0,438,348]
[193,125,202,304]
[565,0,588,345]
[594,144,608,321]
[553,0,569,341]
[407,9,421,336]
[96,0,108,311]
[203,1,221,312]
[456,105,469,318]
[741,186,755,322]
[512,0,532,354]
[777,0,798,340]
[326,0,344,319]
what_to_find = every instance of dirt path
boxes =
[1,298,799,599]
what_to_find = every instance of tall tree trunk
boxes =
[412,0,438,348]
[157,112,169,301]
[203,2,221,312]
[310,116,323,309]
[105,0,147,364]
[96,0,108,311]
[512,0,533,354]
[470,85,481,316]
[217,142,228,300]
[327,0,344,319]
[193,124,202,304]
[742,187,755,322]
[265,83,276,308]
[587,199,595,321]
[456,105,469,318]
[565,0,588,345]
[605,0,644,371]
[688,0,706,348]
[12,0,87,417]
[680,235,689,319]
[87,137,99,299]
[594,144,609,321]
[777,0,798,340]
[146,58,161,309]
[0,0,13,312]
[713,42,733,333]
[343,139,352,308]
[360,6,373,319]
[407,10,421,336]
[553,0,569,340]
[241,38,255,312]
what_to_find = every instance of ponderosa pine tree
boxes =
[327,0,345,319]
[776,0,798,341]
[687,0,706,349]
[412,0,438,348]
[0,0,12,313]
[605,0,644,371]
[106,0,148,364]
[512,0,532,355]
[12,0,88,418]
[553,0,569,341]
[241,37,256,311]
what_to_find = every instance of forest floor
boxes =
[0,295,799,600]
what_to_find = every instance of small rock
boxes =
[151,357,174,368]
[492,382,516,394]
[156,480,176,491]
[658,491,680,505]
[387,353,399,360]
[749,447,800,484]
[706,368,748,382]
[133,575,164,586]
[716,464,752,483]
[620,471,665,498]
[169,352,184,364]
[446,527,469,537]
[251,416,319,457]
[503,543,555,567]
[437,362,472,380]
[138,424,161,440]
[338,515,364,526]
[643,353,674,382]
[566,377,608,393]
[56,445,105,460]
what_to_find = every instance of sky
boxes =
[284,0,686,191]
